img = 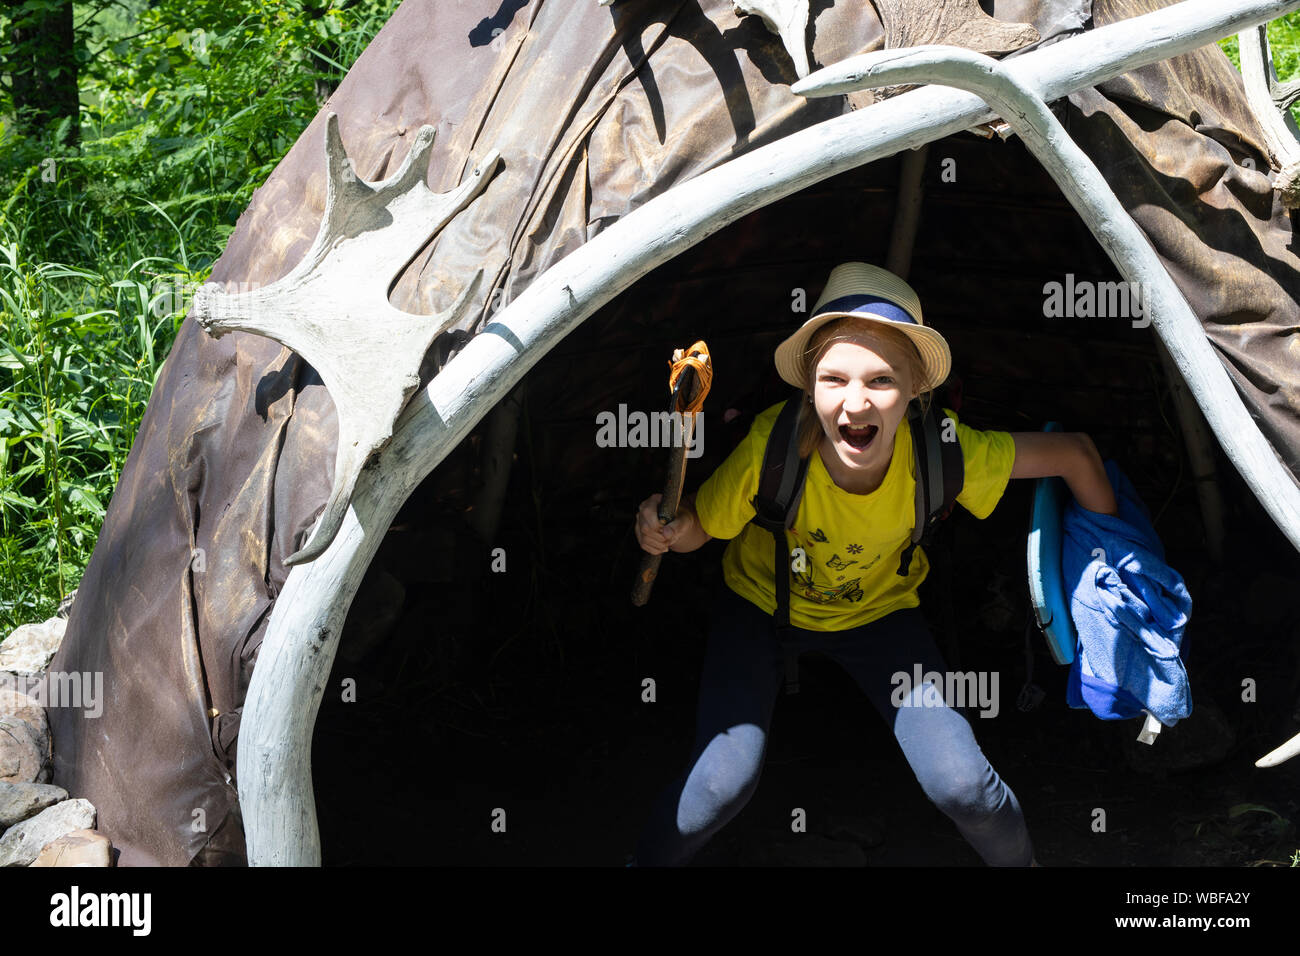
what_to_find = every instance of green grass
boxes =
[0,237,182,626]
[1219,12,1300,126]
[0,1,399,633]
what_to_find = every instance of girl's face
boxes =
[810,335,916,482]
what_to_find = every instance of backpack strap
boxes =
[897,400,965,576]
[750,392,809,694]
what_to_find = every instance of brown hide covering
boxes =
[1070,0,1300,480]
[44,0,1299,864]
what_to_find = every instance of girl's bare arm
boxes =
[1008,432,1118,516]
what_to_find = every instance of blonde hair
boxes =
[794,319,931,459]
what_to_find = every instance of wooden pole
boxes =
[1153,337,1226,563]
[886,145,929,280]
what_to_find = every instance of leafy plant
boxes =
[1179,803,1298,866]
[1219,12,1300,125]
[0,1,398,632]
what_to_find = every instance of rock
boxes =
[0,683,49,742]
[0,782,67,829]
[0,618,67,675]
[56,590,77,620]
[0,715,50,784]
[0,798,95,867]
[29,828,111,867]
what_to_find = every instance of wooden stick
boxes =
[1153,337,1226,563]
[468,383,523,544]
[886,144,928,280]
[632,341,709,606]
[630,407,697,606]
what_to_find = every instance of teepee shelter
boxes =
[42,0,1300,865]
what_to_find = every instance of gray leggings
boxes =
[635,585,1034,866]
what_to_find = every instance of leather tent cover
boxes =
[43,0,1300,865]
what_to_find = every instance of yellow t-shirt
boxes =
[694,401,1016,631]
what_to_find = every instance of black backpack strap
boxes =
[750,392,809,694]
[936,407,964,519]
[897,401,964,576]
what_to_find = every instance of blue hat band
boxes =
[814,294,917,326]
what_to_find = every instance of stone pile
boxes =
[0,595,113,866]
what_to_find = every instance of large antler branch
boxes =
[734,1,812,78]
[1237,23,1300,207]
[192,113,502,565]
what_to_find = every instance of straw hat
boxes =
[774,262,951,393]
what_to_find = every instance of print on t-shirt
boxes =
[791,524,881,604]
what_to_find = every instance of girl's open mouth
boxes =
[839,423,877,450]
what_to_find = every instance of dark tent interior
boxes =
[306,126,1300,866]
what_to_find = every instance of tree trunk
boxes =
[302,1,360,106]
[8,1,80,145]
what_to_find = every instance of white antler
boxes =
[1237,23,1300,207]
[192,114,501,565]
[733,1,811,78]
[1256,729,1300,767]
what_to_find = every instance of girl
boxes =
[632,261,1117,866]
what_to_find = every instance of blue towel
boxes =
[1061,460,1192,725]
